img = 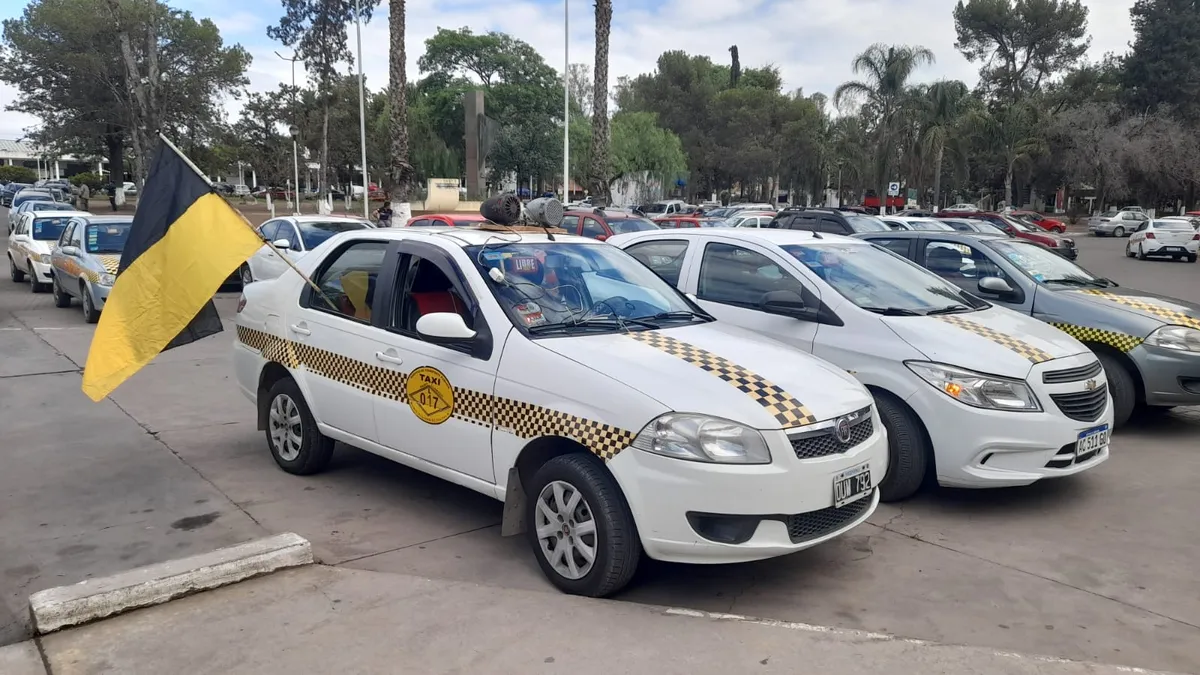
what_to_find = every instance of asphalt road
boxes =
[1,218,1198,672]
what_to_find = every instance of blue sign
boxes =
[675,179,686,187]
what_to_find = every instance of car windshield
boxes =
[607,217,658,234]
[642,203,669,214]
[782,242,986,315]
[29,202,73,212]
[988,239,1106,286]
[908,219,953,231]
[1154,220,1194,231]
[297,220,369,248]
[14,192,53,206]
[846,215,890,232]
[85,221,133,253]
[32,216,71,241]
[466,241,704,334]
[1000,215,1036,232]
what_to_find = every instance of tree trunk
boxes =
[1004,159,1014,210]
[387,0,415,225]
[932,141,945,209]
[587,0,613,206]
[319,97,331,213]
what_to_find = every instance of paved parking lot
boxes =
[1,219,1198,672]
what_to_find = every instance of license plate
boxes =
[1075,424,1109,461]
[834,463,872,508]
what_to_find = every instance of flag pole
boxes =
[155,133,335,307]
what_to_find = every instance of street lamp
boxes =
[353,0,370,219]
[562,0,569,202]
[288,124,301,215]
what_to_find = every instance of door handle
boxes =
[288,323,311,336]
[375,351,403,365]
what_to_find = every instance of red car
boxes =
[1010,210,1066,233]
[405,213,491,227]
[653,216,729,229]
[562,209,659,240]
[935,210,1077,259]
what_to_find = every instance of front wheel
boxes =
[526,453,640,597]
[81,283,101,323]
[875,393,930,502]
[1096,350,1136,428]
[264,377,335,475]
[28,261,49,293]
[9,256,25,282]
[1189,254,1197,263]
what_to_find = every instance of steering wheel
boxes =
[587,296,635,318]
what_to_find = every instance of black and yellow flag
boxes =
[82,137,263,401]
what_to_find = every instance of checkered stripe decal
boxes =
[1081,290,1200,330]
[235,326,637,460]
[1050,323,1143,353]
[935,316,1054,364]
[626,331,817,429]
[95,255,121,274]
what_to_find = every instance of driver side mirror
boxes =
[60,246,80,257]
[416,312,477,344]
[978,276,1014,296]
[760,289,810,318]
[272,238,292,250]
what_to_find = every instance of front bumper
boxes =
[608,414,888,564]
[1132,343,1200,406]
[909,354,1112,489]
[30,260,53,283]
[89,282,113,309]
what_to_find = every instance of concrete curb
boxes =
[28,532,312,634]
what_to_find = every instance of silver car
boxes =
[1089,208,1148,237]
[859,230,1200,427]
[49,215,133,323]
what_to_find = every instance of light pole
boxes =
[353,0,369,219]
[289,124,302,215]
[562,0,569,202]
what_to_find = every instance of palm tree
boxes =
[587,0,614,205]
[919,80,969,209]
[833,44,934,212]
[388,0,415,222]
[965,102,1048,209]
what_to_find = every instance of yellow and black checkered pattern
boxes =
[96,255,121,274]
[1081,290,1200,330]
[1050,323,1143,352]
[235,326,638,461]
[935,315,1054,364]
[626,330,817,429]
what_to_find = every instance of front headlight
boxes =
[98,273,116,286]
[1145,325,1200,352]
[906,361,1041,412]
[631,413,772,464]
[36,253,51,263]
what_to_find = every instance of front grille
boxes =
[1050,385,1108,422]
[785,493,874,543]
[1043,360,1103,384]
[789,415,874,460]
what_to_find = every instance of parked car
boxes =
[10,190,58,213]
[232,224,887,596]
[1088,208,1147,237]
[1,182,32,207]
[8,210,90,292]
[561,208,658,240]
[612,228,1109,500]
[49,215,134,323]
[766,207,891,235]
[653,216,729,228]
[894,209,937,217]
[934,217,1012,236]
[8,200,79,234]
[637,199,690,218]
[937,211,1077,259]
[859,229,1200,426]
[1010,210,1067,233]
[241,215,375,285]
[724,211,778,228]
[942,203,979,213]
[1125,219,1199,262]
[405,213,492,228]
[879,216,954,232]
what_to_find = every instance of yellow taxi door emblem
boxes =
[406,366,454,424]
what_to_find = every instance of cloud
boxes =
[0,0,1141,140]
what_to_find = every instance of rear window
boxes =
[453,219,486,227]
[297,220,369,249]
[1154,220,1194,231]
[846,215,890,232]
[607,217,658,234]
[32,217,71,240]
[1099,210,1118,217]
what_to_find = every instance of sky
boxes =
[0,0,1142,140]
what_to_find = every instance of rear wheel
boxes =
[264,377,335,475]
[52,275,72,307]
[9,256,24,282]
[1113,225,1125,237]
[875,393,930,502]
[1096,350,1136,428]
[1137,244,1147,260]
[1126,243,1136,258]
[526,453,640,597]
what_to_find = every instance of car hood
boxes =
[88,254,122,273]
[535,322,872,431]
[880,306,1090,378]
[1060,287,1200,330]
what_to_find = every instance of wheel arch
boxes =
[1084,342,1145,405]
[865,384,937,477]
[501,435,605,537]
[257,362,296,430]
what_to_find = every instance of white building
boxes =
[0,139,110,180]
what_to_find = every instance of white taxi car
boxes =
[233,225,889,596]
[7,210,89,293]
[1125,218,1199,262]
[240,215,374,284]
[611,228,1112,501]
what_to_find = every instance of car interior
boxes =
[399,258,471,331]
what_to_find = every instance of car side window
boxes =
[819,217,847,234]
[307,241,389,322]
[697,242,814,309]
[408,219,432,227]
[624,240,689,286]
[1134,221,1149,233]
[69,223,83,247]
[560,215,581,234]
[581,217,607,239]
[789,215,818,232]
[923,240,1006,285]
[279,223,301,250]
[392,254,476,338]
[59,222,75,246]
[871,239,912,257]
[258,220,280,241]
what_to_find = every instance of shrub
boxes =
[0,165,37,183]
[69,172,105,191]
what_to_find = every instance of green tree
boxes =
[918,80,971,208]
[834,43,934,211]
[1122,0,1200,122]
[953,0,1090,103]
[0,165,37,183]
[964,101,1048,207]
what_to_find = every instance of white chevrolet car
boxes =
[611,229,1112,500]
[239,215,374,285]
[233,225,888,596]
[7,210,90,292]
[1125,218,1199,262]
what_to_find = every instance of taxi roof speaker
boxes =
[525,198,565,228]
[481,194,522,225]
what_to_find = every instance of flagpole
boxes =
[155,133,334,306]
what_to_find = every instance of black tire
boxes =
[263,377,334,475]
[875,393,930,502]
[52,275,72,307]
[80,282,101,323]
[1126,244,1135,258]
[525,453,640,597]
[9,256,25,282]
[1095,350,1136,428]
[28,261,49,293]
[1189,254,1197,263]
[1137,244,1147,260]
[1113,226,1125,237]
